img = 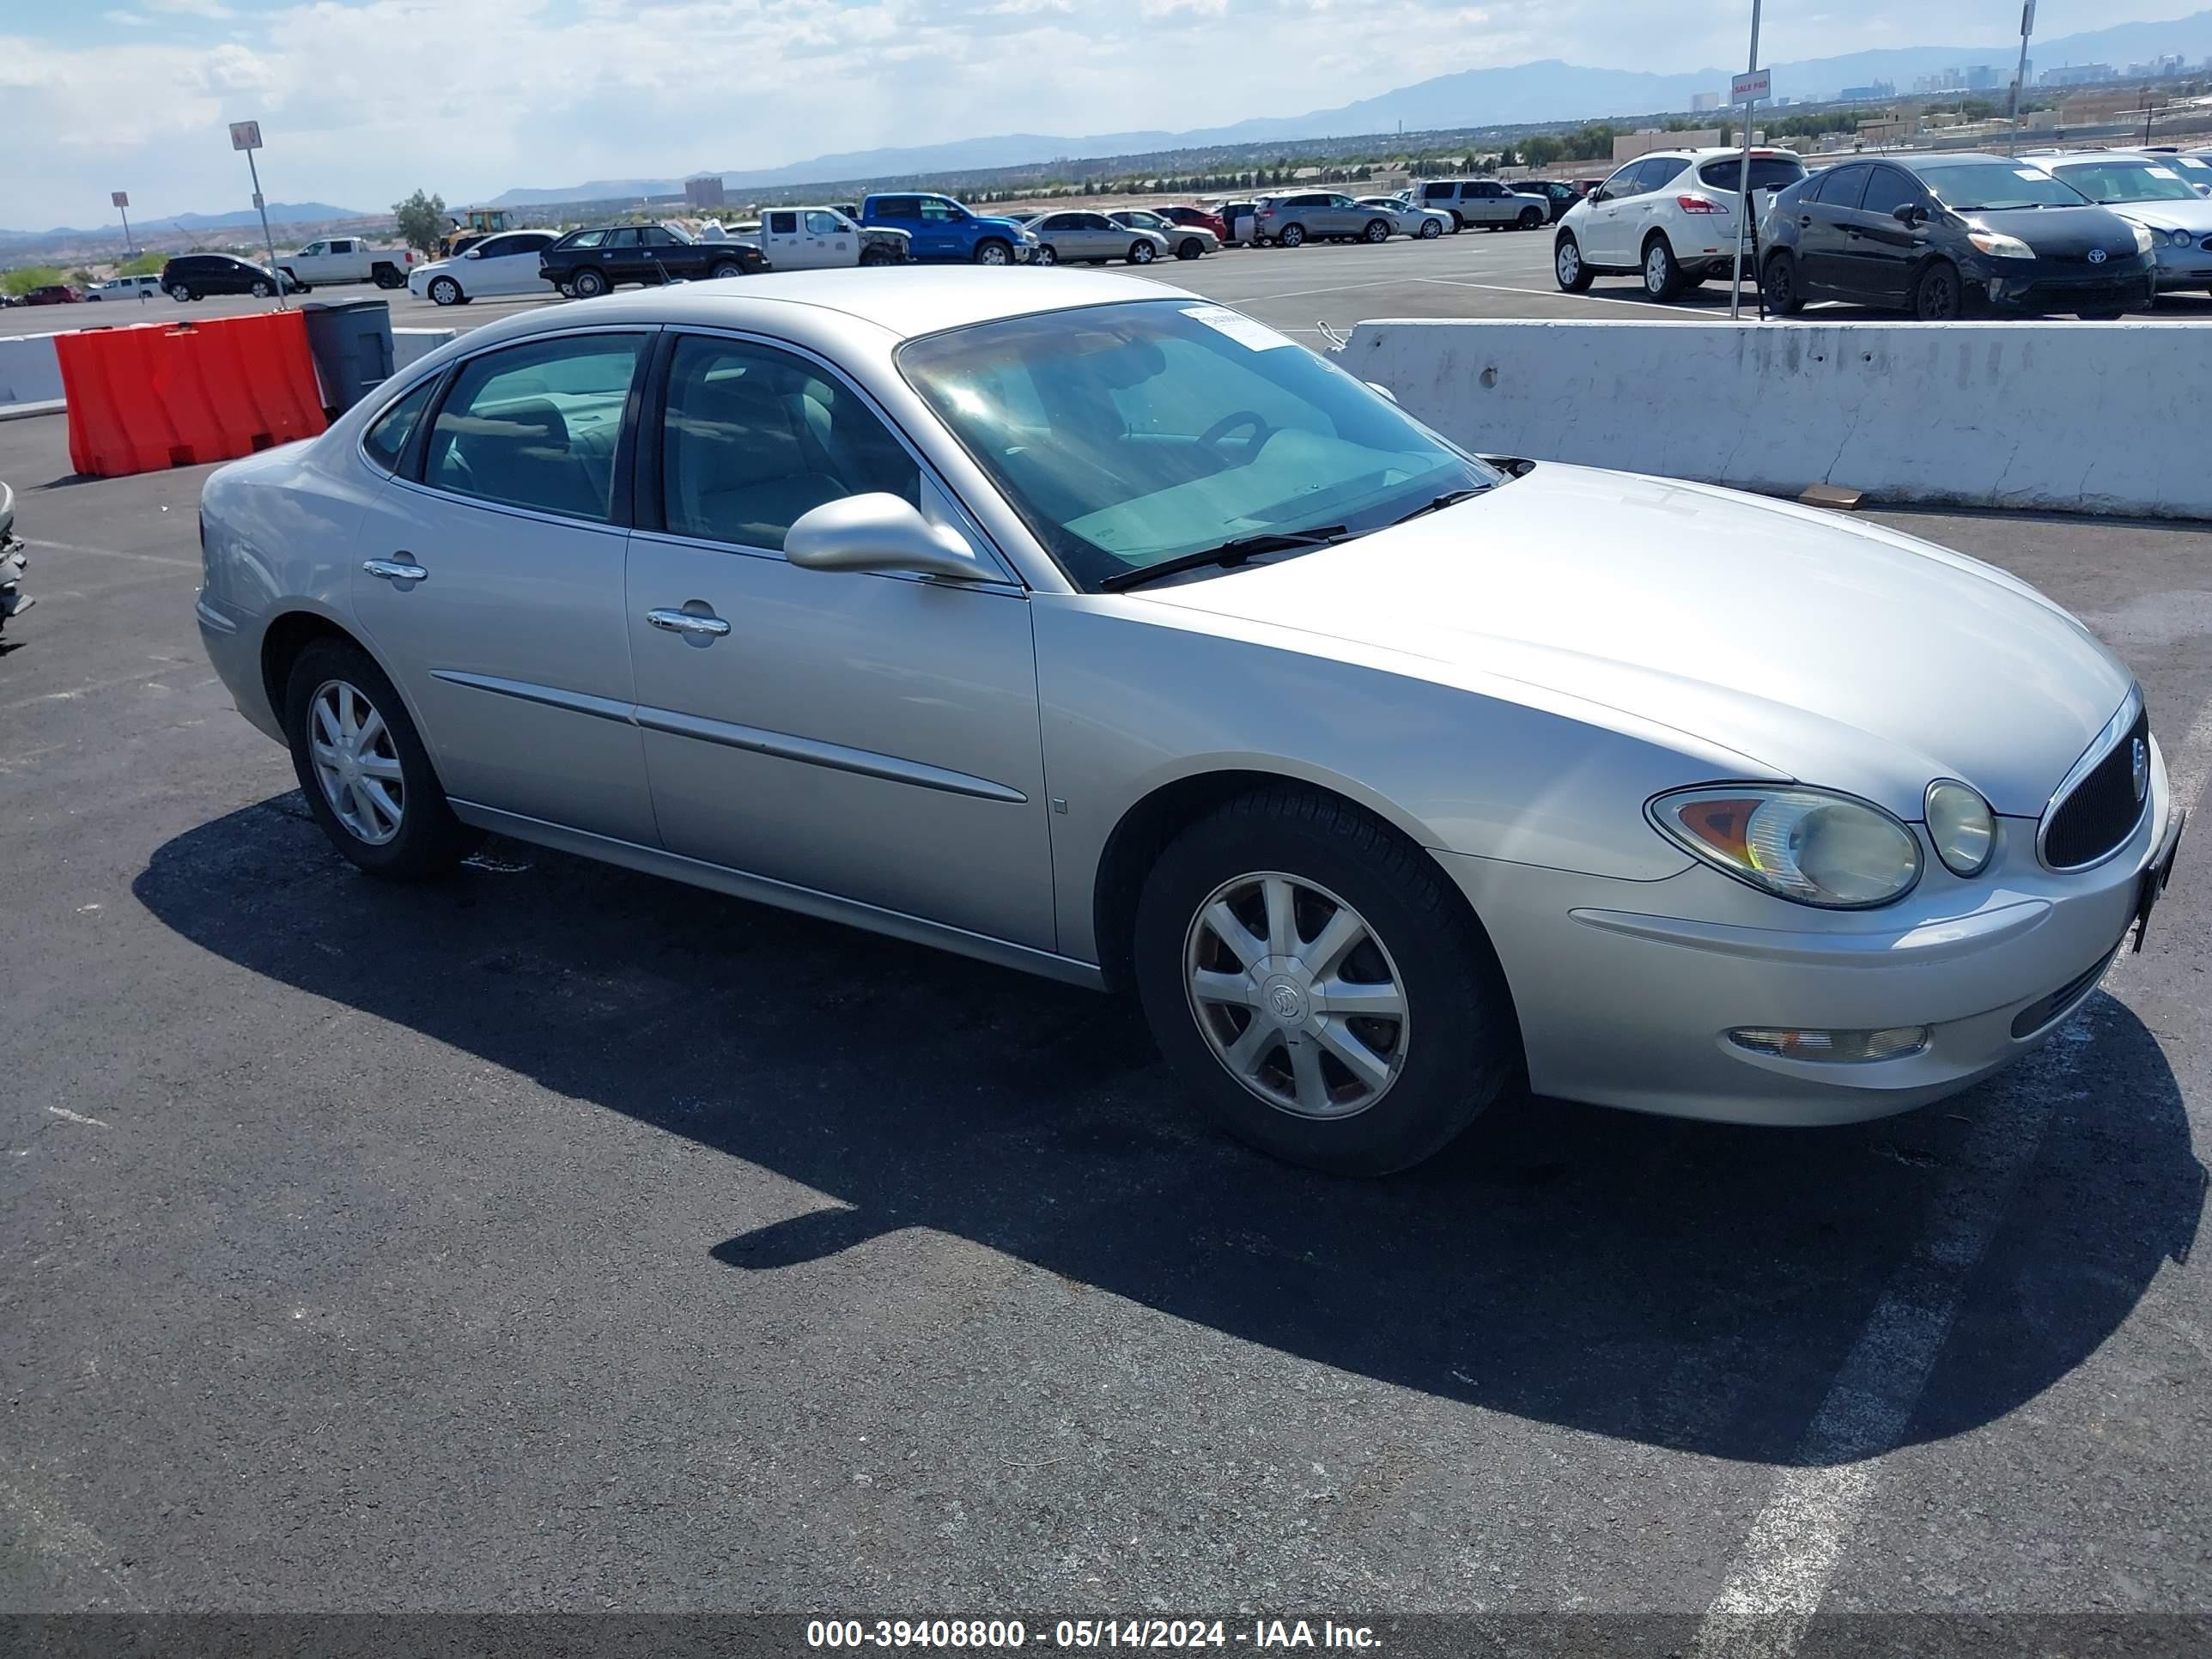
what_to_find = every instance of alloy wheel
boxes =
[1557,241,1581,284]
[1183,872,1410,1121]
[308,678,405,847]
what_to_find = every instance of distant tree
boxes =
[1496,145,1519,167]
[119,251,168,276]
[1521,134,1565,167]
[391,189,448,254]
[1,266,67,297]
[70,267,97,287]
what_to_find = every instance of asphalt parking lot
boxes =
[3,341,2210,1644]
[10,224,2211,352]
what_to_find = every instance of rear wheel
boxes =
[2078,306,2124,320]
[1176,238,1204,260]
[1911,258,1961,321]
[1761,249,1804,316]
[1554,234,1593,293]
[1033,243,1059,265]
[1642,235,1683,301]
[1278,223,1306,248]
[570,266,608,298]
[168,283,192,302]
[284,637,479,881]
[1518,206,1544,230]
[1133,789,1518,1176]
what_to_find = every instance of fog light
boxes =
[1727,1025,1930,1063]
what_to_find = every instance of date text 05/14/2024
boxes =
[805,1619,1382,1650]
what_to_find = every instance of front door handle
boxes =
[647,606,732,639]
[363,556,428,583]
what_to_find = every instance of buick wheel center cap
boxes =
[1262,976,1309,1026]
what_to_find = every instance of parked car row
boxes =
[1552,145,2198,321]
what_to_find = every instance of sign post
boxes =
[2009,0,2036,156]
[1728,9,1767,321]
[111,191,134,257]
[229,120,287,309]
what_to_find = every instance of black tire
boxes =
[1176,238,1204,260]
[1133,787,1518,1177]
[1364,218,1390,243]
[1519,207,1544,230]
[374,269,405,289]
[1553,234,1593,293]
[250,279,273,299]
[1641,234,1683,301]
[709,259,746,280]
[973,238,1014,265]
[859,246,897,266]
[1449,211,1467,232]
[169,283,192,302]
[1419,218,1443,239]
[1128,240,1158,264]
[569,266,608,298]
[1911,258,1961,321]
[284,637,478,881]
[427,275,464,307]
[1761,249,1804,316]
[1278,223,1306,248]
[1034,244,1059,265]
[2077,307,2124,321]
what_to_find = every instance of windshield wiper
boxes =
[1100,526,1350,592]
[1388,487,1491,527]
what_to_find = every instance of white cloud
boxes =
[1,0,2204,231]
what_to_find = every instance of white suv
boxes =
[1553,148,1808,301]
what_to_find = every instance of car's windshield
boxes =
[897,300,1499,591]
[1915,162,2093,210]
[2050,159,2203,204]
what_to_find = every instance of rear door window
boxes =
[1812,165,1871,209]
[362,377,439,475]
[768,211,798,234]
[422,335,646,523]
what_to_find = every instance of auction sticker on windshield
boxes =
[1182,305,1293,351]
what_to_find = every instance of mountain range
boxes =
[487,10,2212,207]
[0,204,367,241]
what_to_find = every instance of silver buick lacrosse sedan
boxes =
[193,269,2184,1174]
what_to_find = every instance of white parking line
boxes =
[1413,276,1721,314]
[1692,693,2212,1658]
[33,538,199,570]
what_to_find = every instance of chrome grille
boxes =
[2041,707,2150,870]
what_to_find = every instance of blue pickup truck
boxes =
[858,193,1039,264]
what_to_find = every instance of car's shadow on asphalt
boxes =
[135,793,2204,1467]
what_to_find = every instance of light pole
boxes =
[2009,1,2036,156]
[229,119,287,309]
[1728,0,1766,320]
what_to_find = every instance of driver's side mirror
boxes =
[1892,202,1925,226]
[463,247,482,258]
[785,494,993,583]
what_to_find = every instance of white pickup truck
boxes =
[274,237,418,292]
[744,207,910,269]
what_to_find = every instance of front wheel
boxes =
[1761,250,1804,316]
[1554,234,1593,293]
[858,246,897,266]
[569,266,609,298]
[427,276,463,307]
[1128,240,1157,264]
[249,279,273,298]
[973,239,1012,265]
[1419,218,1443,239]
[284,638,479,881]
[709,259,747,280]
[1133,789,1519,1176]
[1364,218,1390,244]
[1911,258,1961,321]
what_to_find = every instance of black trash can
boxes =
[299,298,397,414]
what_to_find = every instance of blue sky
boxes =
[2,0,2203,231]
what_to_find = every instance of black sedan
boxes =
[1528,180,1585,222]
[1758,153,2156,321]
[538,223,768,298]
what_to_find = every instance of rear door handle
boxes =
[647,607,732,639]
[363,556,428,583]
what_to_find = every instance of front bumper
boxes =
[1439,740,2176,1127]
[1984,264,2156,313]
[2152,242,2212,290]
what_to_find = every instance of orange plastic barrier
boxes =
[55,310,328,479]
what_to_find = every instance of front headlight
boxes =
[1648,786,1923,909]
[2131,221,2156,256]
[2169,226,2196,249]
[1923,781,1995,877]
[1966,222,2036,259]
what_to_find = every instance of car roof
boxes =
[452,267,1190,352]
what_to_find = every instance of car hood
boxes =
[1130,464,2131,817]
[2096,196,2212,234]
[1965,203,2144,257]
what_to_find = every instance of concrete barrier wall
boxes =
[0,334,65,409]
[1337,319,2209,520]
[392,328,455,370]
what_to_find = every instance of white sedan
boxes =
[192,269,2183,1176]
[1357,198,1451,240]
[406,229,562,307]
